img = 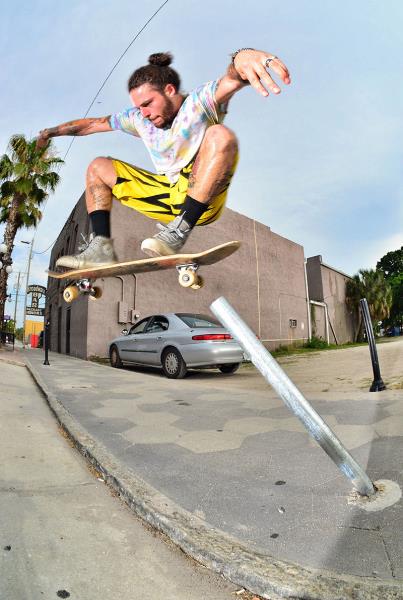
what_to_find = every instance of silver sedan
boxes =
[108,312,244,379]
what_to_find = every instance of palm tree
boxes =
[0,134,63,328]
[346,268,393,341]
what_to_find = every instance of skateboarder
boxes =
[37,49,291,268]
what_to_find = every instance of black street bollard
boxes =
[43,319,50,366]
[360,298,385,392]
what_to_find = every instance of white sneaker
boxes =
[141,215,192,257]
[55,234,118,269]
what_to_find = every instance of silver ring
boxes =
[265,56,277,68]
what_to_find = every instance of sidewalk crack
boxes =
[380,533,396,578]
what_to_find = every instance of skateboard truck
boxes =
[63,279,102,303]
[62,265,204,302]
[176,263,204,289]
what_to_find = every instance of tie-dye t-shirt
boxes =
[109,80,226,183]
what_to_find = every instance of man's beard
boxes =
[158,97,177,129]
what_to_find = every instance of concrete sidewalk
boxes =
[0,342,25,367]
[0,356,243,600]
[9,341,403,599]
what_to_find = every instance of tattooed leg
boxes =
[188,125,238,203]
[85,157,117,213]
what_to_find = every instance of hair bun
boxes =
[148,52,173,67]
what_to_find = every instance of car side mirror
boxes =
[121,329,129,336]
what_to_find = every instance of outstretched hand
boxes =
[36,130,50,150]
[233,49,291,97]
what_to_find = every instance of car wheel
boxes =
[162,348,187,379]
[110,345,123,368]
[219,363,240,374]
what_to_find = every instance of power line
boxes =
[63,0,169,162]
[34,0,170,255]
[33,240,59,255]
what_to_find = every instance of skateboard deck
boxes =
[48,241,240,303]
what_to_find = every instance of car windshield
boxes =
[176,313,221,328]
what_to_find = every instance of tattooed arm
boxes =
[215,49,291,104]
[36,116,113,148]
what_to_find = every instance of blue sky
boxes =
[1,0,402,325]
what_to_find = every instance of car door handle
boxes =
[156,336,163,340]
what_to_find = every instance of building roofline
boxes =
[307,255,352,279]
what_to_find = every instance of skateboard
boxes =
[48,241,240,303]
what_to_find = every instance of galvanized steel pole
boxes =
[210,297,375,497]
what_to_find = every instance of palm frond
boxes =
[14,179,33,196]
[0,207,10,223]
[14,163,29,179]
[1,180,15,199]
[28,185,47,205]
[9,135,29,162]
[37,172,60,191]
[0,155,14,180]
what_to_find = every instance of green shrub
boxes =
[304,336,329,350]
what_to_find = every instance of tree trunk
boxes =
[0,194,22,328]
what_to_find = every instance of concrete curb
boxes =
[25,358,403,600]
[0,349,25,368]
[0,357,25,367]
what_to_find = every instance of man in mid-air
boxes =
[37,48,291,268]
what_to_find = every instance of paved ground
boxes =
[3,339,403,599]
[0,357,247,600]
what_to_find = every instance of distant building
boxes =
[306,255,355,344]
[24,319,43,348]
[46,194,314,358]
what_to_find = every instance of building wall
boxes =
[47,194,311,358]
[306,255,356,344]
[321,263,356,344]
[255,223,309,347]
[306,256,323,302]
[310,304,327,341]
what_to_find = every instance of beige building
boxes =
[306,255,355,344]
[46,195,314,358]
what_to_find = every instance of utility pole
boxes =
[22,239,33,349]
[12,271,22,351]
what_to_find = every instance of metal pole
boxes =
[12,271,21,351]
[43,318,50,366]
[360,298,386,392]
[210,297,375,497]
[22,240,33,349]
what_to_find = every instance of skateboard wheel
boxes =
[63,285,79,303]
[89,286,102,300]
[191,275,204,290]
[178,269,197,288]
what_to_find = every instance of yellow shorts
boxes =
[111,158,237,226]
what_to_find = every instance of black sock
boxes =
[180,195,208,228]
[89,210,111,238]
